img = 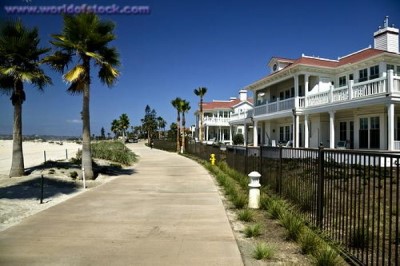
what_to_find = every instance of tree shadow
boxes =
[0,176,80,200]
[1,161,136,201]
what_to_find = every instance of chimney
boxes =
[239,90,247,101]
[373,16,399,54]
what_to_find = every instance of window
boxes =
[238,128,242,134]
[387,64,395,71]
[370,117,380,148]
[290,87,295,97]
[279,127,284,142]
[285,90,290,99]
[339,122,347,141]
[349,74,354,81]
[397,66,400,76]
[279,91,284,100]
[359,117,380,149]
[359,68,368,82]
[359,117,368,148]
[339,76,347,87]
[370,65,379,79]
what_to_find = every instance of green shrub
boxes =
[232,134,244,145]
[279,213,304,241]
[91,141,137,165]
[232,193,247,209]
[237,209,255,222]
[252,242,275,260]
[299,231,321,255]
[244,223,262,238]
[69,171,78,179]
[267,200,285,220]
[314,247,343,266]
[48,169,55,174]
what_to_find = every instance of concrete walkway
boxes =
[0,142,243,265]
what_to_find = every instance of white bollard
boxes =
[248,171,261,209]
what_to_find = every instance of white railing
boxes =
[230,110,253,121]
[393,76,400,92]
[252,98,294,117]
[332,86,349,102]
[307,91,330,107]
[298,97,305,108]
[351,77,386,99]
[203,117,230,125]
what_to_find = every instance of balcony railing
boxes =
[203,117,230,125]
[230,71,397,121]
[230,110,252,121]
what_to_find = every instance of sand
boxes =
[0,140,120,232]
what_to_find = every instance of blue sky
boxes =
[0,0,399,137]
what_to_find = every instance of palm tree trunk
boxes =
[176,113,180,153]
[9,99,24,177]
[200,98,204,141]
[182,114,186,153]
[81,58,94,180]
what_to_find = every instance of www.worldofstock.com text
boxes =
[4,4,151,15]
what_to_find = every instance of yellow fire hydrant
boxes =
[210,154,216,165]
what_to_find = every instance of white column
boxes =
[388,103,394,151]
[349,80,354,100]
[206,126,209,141]
[253,120,258,147]
[304,114,309,148]
[304,74,309,107]
[244,124,247,146]
[295,115,299,148]
[294,75,299,108]
[388,69,394,94]
[329,111,335,148]
[229,125,233,145]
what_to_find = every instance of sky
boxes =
[0,0,399,137]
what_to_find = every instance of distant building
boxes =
[231,16,400,150]
[195,90,253,144]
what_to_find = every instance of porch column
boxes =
[329,111,335,149]
[295,115,299,148]
[388,69,394,94]
[229,125,233,145]
[388,103,395,151]
[206,126,209,141]
[304,114,309,148]
[294,75,299,108]
[304,74,309,107]
[244,124,247,146]
[253,120,258,147]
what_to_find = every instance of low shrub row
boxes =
[76,141,137,165]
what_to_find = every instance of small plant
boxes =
[267,200,285,220]
[280,213,304,241]
[237,209,254,222]
[232,133,244,145]
[69,171,78,179]
[252,242,275,260]
[232,193,247,209]
[259,194,271,211]
[349,226,369,248]
[299,231,321,255]
[244,223,262,238]
[314,247,343,266]
[48,169,55,174]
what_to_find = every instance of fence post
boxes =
[40,174,44,204]
[259,146,263,182]
[66,149,68,160]
[43,150,46,163]
[317,144,325,229]
[278,144,282,195]
[245,145,248,175]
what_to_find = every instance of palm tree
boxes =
[181,100,191,152]
[45,13,120,180]
[171,97,183,152]
[0,20,52,177]
[118,113,130,142]
[194,87,207,142]
[111,119,120,138]
[157,116,166,139]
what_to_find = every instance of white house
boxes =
[232,17,400,150]
[195,90,253,144]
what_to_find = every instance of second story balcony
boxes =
[247,70,400,118]
[203,116,230,126]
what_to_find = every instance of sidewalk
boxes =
[0,141,243,265]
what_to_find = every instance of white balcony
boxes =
[203,116,230,126]
[230,110,252,122]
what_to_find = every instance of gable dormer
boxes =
[267,57,294,73]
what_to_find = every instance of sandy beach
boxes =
[0,140,121,232]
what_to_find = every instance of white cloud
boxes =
[66,119,82,124]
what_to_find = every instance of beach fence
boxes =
[0,143,81,176]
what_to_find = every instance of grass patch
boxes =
[314,247,343,266]
[279,213,304,241]
[76,141,137,165]
[252,242,275,260]
[299,231,321,255]
[244,223,262,238]
[237,209,255,222]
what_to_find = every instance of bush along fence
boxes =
[185,141,399,266]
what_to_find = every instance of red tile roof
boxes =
[202,98,253,111]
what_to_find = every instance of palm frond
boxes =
[98,64,119,87]
[66,79,85,95]
[42,51,72,72]
[63,64,85,83]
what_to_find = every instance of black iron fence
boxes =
[185,141,399,266]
